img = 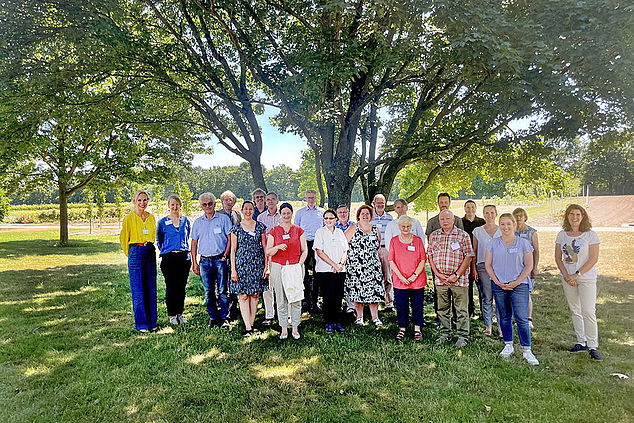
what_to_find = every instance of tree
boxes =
[264,165,301,202]
[0,3,204,244]
[580,131,633,195]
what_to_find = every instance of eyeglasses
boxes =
[254,196,265,199]
[323,217,336,220]
[201,202,214,207]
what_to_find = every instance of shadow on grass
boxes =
[0,238,121,259]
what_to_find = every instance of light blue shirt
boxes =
[156,216,191,257]
[294,205,325,241]
[487,237,534,285]
[370,211,393,246]
[335,220,355,231]
[191,212,232,257]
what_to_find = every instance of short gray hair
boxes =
[397,215,413,226]
[305,189,317,196]
[199,192,215,204]
[220,190,236,201]
[439,209,454,219]
[394,198,408,208]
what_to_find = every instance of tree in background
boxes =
[580,131,633,195]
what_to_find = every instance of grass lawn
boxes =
[0,229,632,422]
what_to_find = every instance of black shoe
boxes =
[220,320,231,329]
[208,318,217,328]
[569,343,588,353]
[589,349,603,361]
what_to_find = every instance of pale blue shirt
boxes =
[191,212,232,257]
[486,237,534,285]
[370,211,393,246]
[294,205,325,241]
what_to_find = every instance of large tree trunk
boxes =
[325,170,355,209]
[247,159,267,192]
[58,182,69,246]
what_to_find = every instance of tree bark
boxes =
[58,181,69,246]
[247,159,267,192]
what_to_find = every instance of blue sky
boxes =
[192,107,305,170]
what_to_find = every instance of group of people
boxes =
[120,189,603,365]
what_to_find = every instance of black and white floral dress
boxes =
[345,225,385,303]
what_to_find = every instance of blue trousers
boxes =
[199,257,229,322]
[128,245,158,330]
[394,288,425,328]
[492,282,531,348]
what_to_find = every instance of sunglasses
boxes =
[201,202,214,207]
[323,217,336,220]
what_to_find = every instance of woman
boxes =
[345,205,385,327]
[388,215,427,340]
[120,190,157,332]
[485,213,538,366]
[472,204,501,336]
[555,204,602,361]
[156,195,191,326]
[230,200,269,336]
[314,209,348,333]
[513,207,540,329]
[265,203,308,340]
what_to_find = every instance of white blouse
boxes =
[313,226,348,273]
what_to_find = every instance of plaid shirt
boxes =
[427,226,474,287]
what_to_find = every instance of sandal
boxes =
[396,328,406,340]
[414,329,422,341]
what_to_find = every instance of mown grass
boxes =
[0,229,632,423]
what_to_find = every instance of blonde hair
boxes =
[132,190,150,203]
[512,207,528,220]
[498,213,516,225]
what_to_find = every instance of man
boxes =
[462,199,485,318]
[191,193,233,328]
[425,193,464,322]
[218,190,241,225]
[251,188,267,220]
[427,210,474,348]
[334,204,355,314]
[384,198,424,252]
[370,194,393,310]
[218,190,241,321]
[257,191,282,325]
[335,204,355,231]
[294,189,325,313]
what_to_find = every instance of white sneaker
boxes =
[500,344,515,357]
[373,318,383,327]
[523,350,539,365]
[169,315,179,325]
[177,314,187,324]
[354,318,365,326]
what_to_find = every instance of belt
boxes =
[201,253,225,260]
[131,242,154,247]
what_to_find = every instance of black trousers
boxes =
[315,272,345,324]
[303,241,319,308]
[159,251,191,316]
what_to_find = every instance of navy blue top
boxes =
[156,215,191,257]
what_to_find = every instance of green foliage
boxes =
[264,165,301,202]
[0,188,10,221]
[579,131,633,195]
[296,149,325,200]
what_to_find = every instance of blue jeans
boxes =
[476,263,495,325]
[394,288,425,328]
[128,245,157,330]
[492,282,531,348]
[199,257,229,322]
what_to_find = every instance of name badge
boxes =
[142,228,149,235]
[407,245,415,252]
[165,219,173,226]
[214,227,222,234]
[248,231,256,237]
[450,242,460,251]
[509,248,518,254]
[282,234,291,240]
[368,235,377,241]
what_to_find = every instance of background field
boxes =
[0,226,632,423]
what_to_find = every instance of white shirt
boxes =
[313,226,348,273]
[472,225,502,264]
[384,217,424,253]
[556,230,600,279]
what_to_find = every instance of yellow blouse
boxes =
[120,212,157,256]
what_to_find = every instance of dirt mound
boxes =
[585,195,634,227]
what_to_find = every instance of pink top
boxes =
[270,225,304,265]
[388,235,427,289]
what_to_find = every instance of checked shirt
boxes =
[427,226,474,287]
